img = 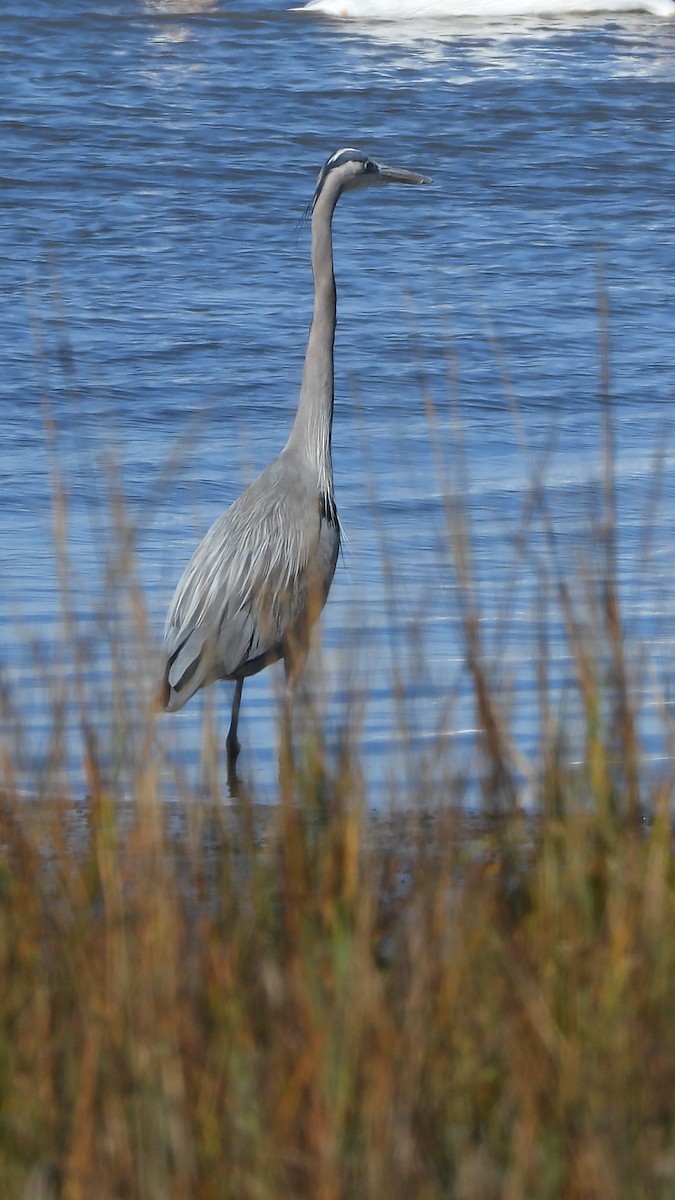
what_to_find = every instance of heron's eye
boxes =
[364,159,377,172]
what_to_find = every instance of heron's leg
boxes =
[226,678,244,768]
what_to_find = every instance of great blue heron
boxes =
[160,147,430,770]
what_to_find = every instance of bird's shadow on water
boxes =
[224,765,261,850]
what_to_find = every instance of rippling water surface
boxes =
[4,0,675,800]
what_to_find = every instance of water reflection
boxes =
[140,0,218,45]
[141,0,218,11]
[294,0,674,18]
[333,9,675,79]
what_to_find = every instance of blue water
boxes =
[3,0,675,801]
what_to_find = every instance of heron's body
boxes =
[161,148,429,769]
[163,449,340,708]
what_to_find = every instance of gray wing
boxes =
[161,452,339,711]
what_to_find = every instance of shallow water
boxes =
[3,0,675,801]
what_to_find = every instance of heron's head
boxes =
[311,147,431,212]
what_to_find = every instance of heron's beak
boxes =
[376,164,432,186]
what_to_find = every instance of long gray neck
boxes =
[285,177,340,496]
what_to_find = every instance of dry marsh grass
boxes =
[3,748,675,1199]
